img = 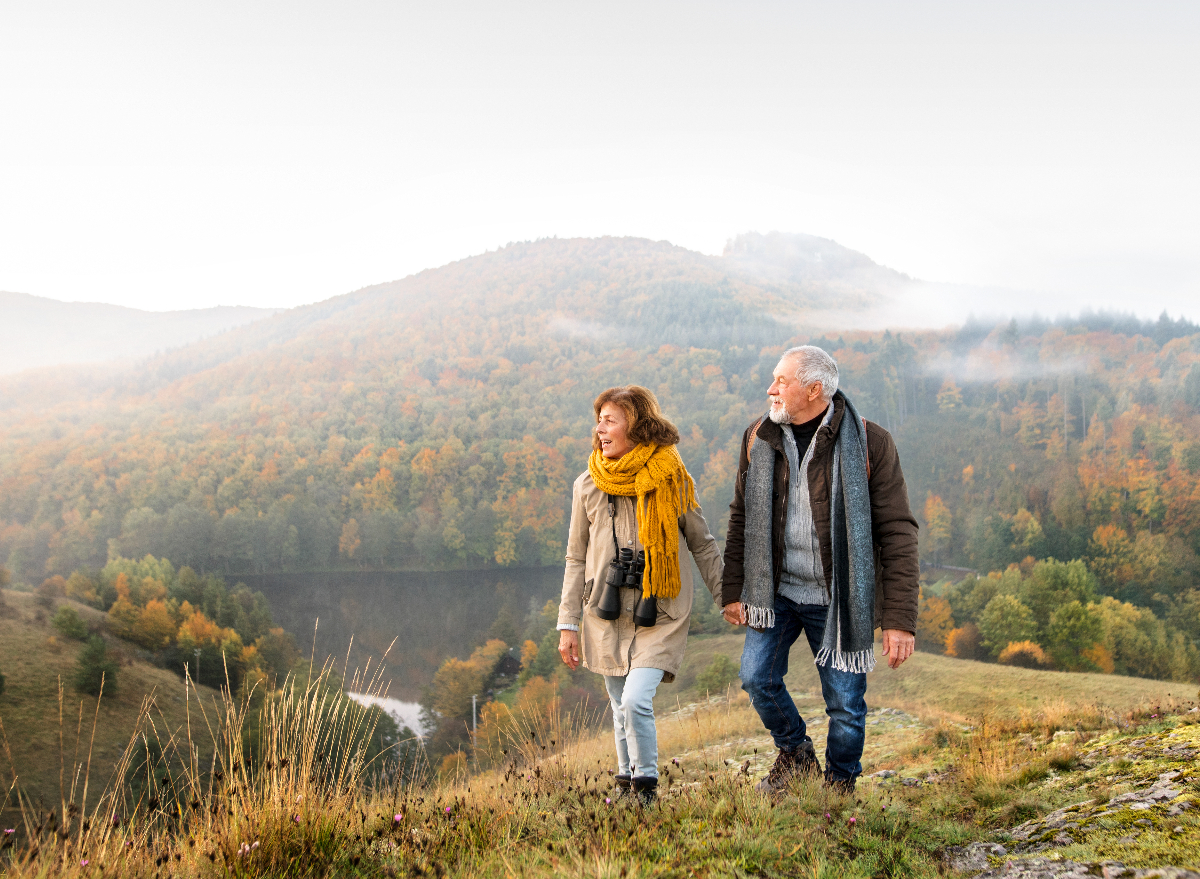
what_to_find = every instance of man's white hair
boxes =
[781,345,839,402]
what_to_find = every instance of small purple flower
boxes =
[393,813,403,823]
[81,860,89,867]
[848,817,857,826]
[3,829,13,834]
[605,797,612,804]
[445,806,452,813]
[292,814,301,823]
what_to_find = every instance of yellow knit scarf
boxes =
[587,443,697,600]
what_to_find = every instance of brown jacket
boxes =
[720,392,920,634]
[558,471,724,682]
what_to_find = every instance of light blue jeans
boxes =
[603,667,665,779]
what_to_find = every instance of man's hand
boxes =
[881,629,914,669]
[558,630,581,670]
[721,602,747,626]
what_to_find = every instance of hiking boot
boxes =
[754,741,821,794]
[823,773,856,794]
[613,774,631,802]
[631,776,658,806]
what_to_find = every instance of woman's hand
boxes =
[721,602,747,626]
[558,630,581,670]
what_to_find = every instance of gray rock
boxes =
[973,857,1099,878]
[870,769,897,778]
[945,842,1008,873]
[969,860,1200,879]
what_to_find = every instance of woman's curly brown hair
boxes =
[592,386,681,451]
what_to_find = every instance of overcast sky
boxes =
[2,1,1197,316]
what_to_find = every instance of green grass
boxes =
[666,633,1188,720]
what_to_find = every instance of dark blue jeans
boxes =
[739,595,868,782]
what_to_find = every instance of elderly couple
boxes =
[555,345,919,804]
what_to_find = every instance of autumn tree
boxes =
[1045,600,1104,671]
[923,495,952,566]
[977,594,1038,658]
[915,593,954,654]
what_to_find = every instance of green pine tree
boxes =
[74,635,118,696]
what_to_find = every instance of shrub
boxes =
[945,623,984,660]
[52,605,89,640]
[997,640,1050,669]
[36,575,66,609]
[74,635,119,696]
[696,653,739,694]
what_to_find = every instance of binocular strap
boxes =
[607,493,620,555]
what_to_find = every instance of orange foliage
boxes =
[997,640,1050,668]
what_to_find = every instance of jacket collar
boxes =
[756,392,846,452]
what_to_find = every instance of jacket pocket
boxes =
[582,578,594,605]
[657,592,690,621]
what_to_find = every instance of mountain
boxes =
[723,231,910,295]
[0,290,280,375]
[1,234,1198,628]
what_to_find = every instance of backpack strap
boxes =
[862,416,871,481]
[747,416,764,454]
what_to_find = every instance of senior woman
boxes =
[556,386,723,804]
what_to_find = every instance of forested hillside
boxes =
[1,238,1198,664]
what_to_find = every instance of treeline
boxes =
[916,558,1200,681]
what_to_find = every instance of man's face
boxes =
[767,357,823,424]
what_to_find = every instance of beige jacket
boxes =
[557,471,724,682]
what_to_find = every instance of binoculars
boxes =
[595,548,657,627]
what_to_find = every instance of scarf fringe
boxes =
[744,604,775,630]
[814,647,877,674]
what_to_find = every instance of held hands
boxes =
[558,630,580,670]
[720,604,913,669]
[721,601,747,626]
[881,629,914,669]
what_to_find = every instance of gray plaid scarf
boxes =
[740,393,877,673]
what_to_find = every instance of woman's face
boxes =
[596,402,634,459]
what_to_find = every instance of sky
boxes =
[1,1,1198,317]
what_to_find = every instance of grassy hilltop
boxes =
[2,620,1197,878]
[0,589,221,829]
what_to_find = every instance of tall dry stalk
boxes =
[0,652,426,877]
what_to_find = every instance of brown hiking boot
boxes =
[823,773,856,794]
[754,742,821,793]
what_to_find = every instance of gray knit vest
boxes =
[778,413,831,607]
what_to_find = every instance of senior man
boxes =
[721,345,919,793]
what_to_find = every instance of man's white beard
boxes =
[768,403,791,425]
